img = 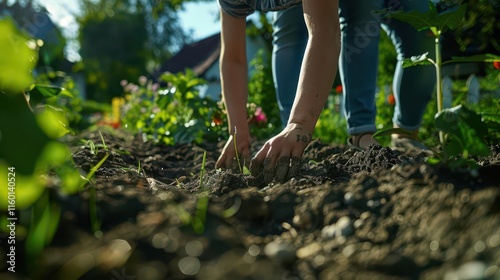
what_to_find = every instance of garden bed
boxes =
[10,128,500,280]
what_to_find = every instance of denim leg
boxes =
[339,0,384,135]
[383,0,436,131]
[271,5,308,128]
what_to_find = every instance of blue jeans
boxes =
[272,0,435,134]
[271,5,308,128]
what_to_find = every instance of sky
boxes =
[35,0,223,61]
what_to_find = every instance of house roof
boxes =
[154,32,221,78]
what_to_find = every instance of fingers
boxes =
[250,144,302,184]
[216,140,251,171]
[275,156,290,183]
[288,156,301,178]
[250,142,269,177]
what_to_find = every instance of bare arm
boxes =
[216,10,251,169]
[250,0,341,182]
[289,0,341,132]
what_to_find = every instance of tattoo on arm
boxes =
[296,134,311,143]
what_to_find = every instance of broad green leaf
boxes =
[0,18,37,92]
[36,106,70,138]
[436,105,488,137]
[0,93,51,175]
[387,3,466,34]
[386,4,438,32]
[443,136,464,158]
[435,105,490,157]
[433,4,467,32]
[28,84,74,99]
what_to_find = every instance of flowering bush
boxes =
[120,70,223,145]
[119,70,273,146]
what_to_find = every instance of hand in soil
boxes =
[216,133,251,171]
[250,123,310,183]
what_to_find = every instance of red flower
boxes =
[493,61,500,70]
[387,93,395,105]
[335,84,343,94]
[97,121,120,129]
[212,117,223,126]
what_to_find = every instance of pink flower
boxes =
[120,79,128,87]
[254,107,267,123]
[151,83,159,92]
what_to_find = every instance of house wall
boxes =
[199,34,270,100]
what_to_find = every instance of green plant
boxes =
[82,153,110,235]
[374,1,500,169]
[192,195,209,235]
[121,70,276,147]
[0,17,84,271]
[232,128,251,175]
[199,151,207,189]
[31,70,111,133]
[121,71,225,145]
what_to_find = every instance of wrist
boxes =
[287,119,315,135]
[229,122,250,137]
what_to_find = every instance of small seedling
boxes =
[199,151,207,189]
[80,152,110,234]
[233,127,251,175]
[98,130,108,151]
[192,195,209,234]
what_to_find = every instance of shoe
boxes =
[347,132,380,150]
[391,137,430,152]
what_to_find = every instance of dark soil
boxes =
[3,128,500,280]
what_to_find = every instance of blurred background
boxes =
[0,0,233,103]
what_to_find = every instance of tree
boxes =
[76,0,193,102]
[0,0,66,69]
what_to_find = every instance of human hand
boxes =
[250,123,311,183]
[215,133,251,172]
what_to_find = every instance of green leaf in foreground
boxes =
[0,93,51,175]
[26,84,74,105]
[0,18,37,92]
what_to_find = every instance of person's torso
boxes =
[218,0,302,17]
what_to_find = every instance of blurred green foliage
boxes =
[121,70,224,145]
[441,0,500,56]
[246,50,281,139]
[35,68,111,133]
[0,16,83,269]
[0,18,37,92]
[76,0,191,103]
